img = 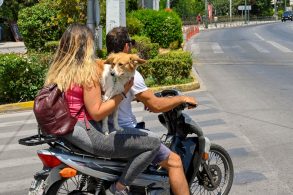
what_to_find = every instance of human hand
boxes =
[182,96,198,109]
[123,77,134,94]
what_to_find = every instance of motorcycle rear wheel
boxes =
[46,174,105,195]
[190,144,234,195]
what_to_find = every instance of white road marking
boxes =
[0,156,41,169]
[255,33,292,53]
[267,40,292,53]
[191,43,200,54]
[0,178,32,194]
[0,111,34,119]
[248,42,269,53]
[211,42,224,53]
[0,129,37,139]
[0,119,36,128]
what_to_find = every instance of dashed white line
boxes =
[211,42,224,53]
[249,42,269,53]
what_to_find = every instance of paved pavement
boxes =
[0,41,26,54]
[198,20,277,31]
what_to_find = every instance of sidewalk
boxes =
[0,41,26,54]
[198,20,278,31]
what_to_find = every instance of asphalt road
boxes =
[1,21,293,195]
[186,21,293,194]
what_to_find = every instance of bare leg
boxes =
[159,152,190,195]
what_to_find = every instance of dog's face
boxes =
[104,52,146,77]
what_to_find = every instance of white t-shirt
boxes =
[118,70,148,128]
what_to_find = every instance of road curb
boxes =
[0,101,34,113]
[0,73,200,113]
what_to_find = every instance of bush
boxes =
[0,53,52,104]
[156,50,193,77]
[138,50,193,86]
[126,16,144,35]
[96,48,108,59]
[18,0,63,51]
[44,41,60,53]
[130,9,183,48]
[132,35,159,60]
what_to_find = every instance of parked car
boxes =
[281,11,293,22]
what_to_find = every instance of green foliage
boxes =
[44,41,60,53]
[96,48,108,59]
[139,50,193,86]
[132,35,159,60]
[18,0,89,51]
[126,16,144,35]
[53,0,87,26]
[0,0,39,21]
[18,0,62,51]
[171,0,204,19]
[130,9,183,48]
[0,53,52,104]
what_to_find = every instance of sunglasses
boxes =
[126,39,136,46]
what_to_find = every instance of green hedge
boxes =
[0,53,52,104]
[138,50,193,86]
[18,1,64,51]
[132,35,159,60]
[126,16,144,36]
[129,9,183,48]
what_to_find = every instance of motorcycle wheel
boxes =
[190,144,234,195]
[46,174,105,195]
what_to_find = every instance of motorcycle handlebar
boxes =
[155,89,197,111]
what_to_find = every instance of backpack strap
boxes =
[74,105,90,130]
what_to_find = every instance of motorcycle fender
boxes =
[204,137,211,154]
[43,164,66,193]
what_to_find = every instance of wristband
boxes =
[121,92,127,98]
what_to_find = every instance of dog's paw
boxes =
[114,126,124,132]
[104,131,109,136]
[101,129,109,135]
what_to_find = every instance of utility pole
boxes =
[87,0,95,32]
[244,0,247,24]
[87,0,102,50]
[204,0,208,28]
[274,0,277,20]
[229,0,232,22]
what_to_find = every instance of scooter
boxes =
[19,89,234,195]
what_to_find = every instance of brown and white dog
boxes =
[96,52,146,135]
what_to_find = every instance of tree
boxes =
[166,0,205,19]
[0,0,39,21]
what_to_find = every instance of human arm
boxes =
[84,79,133,121]
[135,89,197,113]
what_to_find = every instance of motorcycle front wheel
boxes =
[190,144,234,195]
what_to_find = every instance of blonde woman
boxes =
[45,24,160,195]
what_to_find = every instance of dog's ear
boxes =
[130,54,146,64]
[104,53,116,64]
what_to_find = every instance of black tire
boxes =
[189,144,234,195]
[46,174,103,195]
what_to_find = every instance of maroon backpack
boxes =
[33,83,82,136]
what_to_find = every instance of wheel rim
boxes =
[190,149,232,195]
[56,175,89,195]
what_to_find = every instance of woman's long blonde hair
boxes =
[45,24,98,91]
